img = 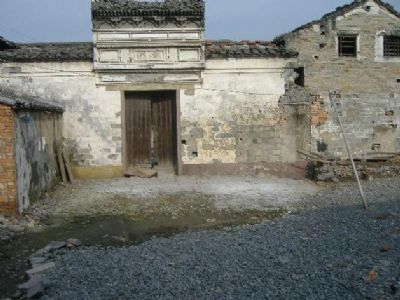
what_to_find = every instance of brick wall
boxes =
[0,104,16,214]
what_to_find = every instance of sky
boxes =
[0,0,399,43]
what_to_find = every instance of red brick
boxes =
[0,104,17,214]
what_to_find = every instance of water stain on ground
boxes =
[0,196,286,298]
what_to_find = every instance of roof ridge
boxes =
[205,41,298,59]
[0,42,93,62]
[0,91,64,113]
[91,0,205,29]
[280,0,400,36]
[0,35,17,50]
[18,42,92,46]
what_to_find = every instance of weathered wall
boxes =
[14,110,62,211]
[284,0,400,157]
[0,62,122,174]
[0,57,306,177]
[180,58,304,168]
[0,104,16,214]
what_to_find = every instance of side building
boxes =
[0,93,63,214]
[278,0,400,157]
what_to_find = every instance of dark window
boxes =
[338,35,357,57]
[384,36,400,57]
[294,67,305,87]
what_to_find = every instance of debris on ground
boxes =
[17,238,82,299]
[0,215,36,242]
[0,202,50,242]
[125,167,158,178]
[302,151,400,182]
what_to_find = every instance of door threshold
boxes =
[125,167,158,178]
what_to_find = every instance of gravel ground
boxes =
[42,178,400,300]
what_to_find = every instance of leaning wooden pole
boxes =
[329,91,368,210]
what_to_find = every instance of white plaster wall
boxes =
[0,57,293,168]
[0,62,122,167]
[180,58,291,164]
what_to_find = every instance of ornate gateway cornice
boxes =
[91,0,205,29]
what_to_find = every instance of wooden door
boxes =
[152,91,176,167]
[125,92,152,170]
[124,91,177,173]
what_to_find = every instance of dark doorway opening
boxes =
[123,91,178,175]
[294,67,305,87]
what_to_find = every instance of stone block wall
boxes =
[283,0,400,156]
[0,104,16,214]
[311,93,400,157]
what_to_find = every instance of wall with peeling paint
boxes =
[180,58,300,165]
[0,62,123,170]
[14,111,62,211]
[0,57,306,177]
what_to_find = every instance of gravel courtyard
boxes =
[41,178,400,300]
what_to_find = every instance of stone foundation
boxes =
[182,161,308,179]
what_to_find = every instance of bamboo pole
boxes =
[329,91,368,210]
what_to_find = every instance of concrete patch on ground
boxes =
[36,177,319,218]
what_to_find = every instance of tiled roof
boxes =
[0,36,17,50]
[283,0,399,35]
[0,40,296,62]
[92,0,204,16]
[205,40,298,59]
[0,91,64,113]
[92,0,205,27]
[0,42,93,62]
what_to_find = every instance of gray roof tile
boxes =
[0,42,93,62]
[0,36,17,50]
[92,0,205,27]
[0,91,64,113]
[0,40,296,62]
[205,40,298,59]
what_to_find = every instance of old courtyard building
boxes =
[0,0,399,212]
[277,0,400,157]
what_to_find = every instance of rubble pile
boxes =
[310,155,400,182]
[17,238,82,299]
[0,205,49,242]
[0,215,36,241]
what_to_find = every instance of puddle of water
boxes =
[0,201,285,298]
